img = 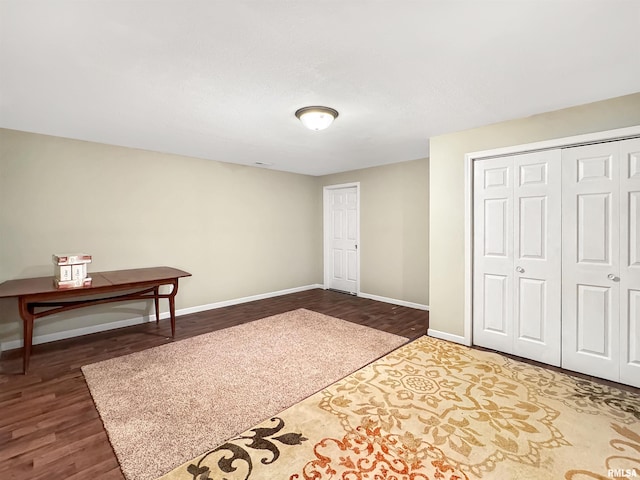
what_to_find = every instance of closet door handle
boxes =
[607,274,619,281]
[516,266,525,273]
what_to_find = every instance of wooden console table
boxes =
[0,266,191,374]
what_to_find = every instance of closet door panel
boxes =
[562,143,620,382]
[513,150,561,366]
[578,193,613,263]
[517,277,546,338]
[473,158,514,353]
[620,138,640,388]
[576,284,613,354]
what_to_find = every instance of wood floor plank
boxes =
[33,430,108,469]
[11,403,98,441]
[0,431,57,464]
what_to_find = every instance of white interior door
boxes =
[473,151,561,365]
[473,157,514,354]
[513,150,562,366]
[562,143,620,382]
[325,185,358,294]
[619,138,640,388]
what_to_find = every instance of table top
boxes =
[0,267,191,298]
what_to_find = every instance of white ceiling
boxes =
[1,1,639,176]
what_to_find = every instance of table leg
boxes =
[168,279,179,338]
[169,295,176,337]
[154,287,160,324]
[18,298,35,375]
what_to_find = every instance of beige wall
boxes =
[429,92,640,337]
[319,158,429,305]
[0,129,322,345]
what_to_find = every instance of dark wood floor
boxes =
[2,288,637,479]
[0,289,429,479]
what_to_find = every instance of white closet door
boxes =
[473,151,561,364]
[562,143,620,382]
[473,157,514,354]
[513,150,562,366]
[620,138,640,388]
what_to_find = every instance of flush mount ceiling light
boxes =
[295,106,339,131]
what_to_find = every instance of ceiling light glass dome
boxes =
[295,106,339,131]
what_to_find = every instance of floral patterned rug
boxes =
[158,336,640,480]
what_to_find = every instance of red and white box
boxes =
[54,277,93,289]
[53,253,92,289]
[55,265,73,281]
[71,263,87,280]
[53,253,92,265]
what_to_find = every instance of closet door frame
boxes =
[462,125,640,348]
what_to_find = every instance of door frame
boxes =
[323,182,361,294]
[463,125,640,347]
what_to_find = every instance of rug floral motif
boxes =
[158,336,640,480]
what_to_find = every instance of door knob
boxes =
[516,266,525,273]
[607,274,619,281]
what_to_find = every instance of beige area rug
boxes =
[81,309,407,480]
[160,335,640,480]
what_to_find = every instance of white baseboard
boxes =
[173,284,324,316]
[0,284,324,351]
[1,315,160,351]
[427,328,469,346]
[358,292,429,311]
